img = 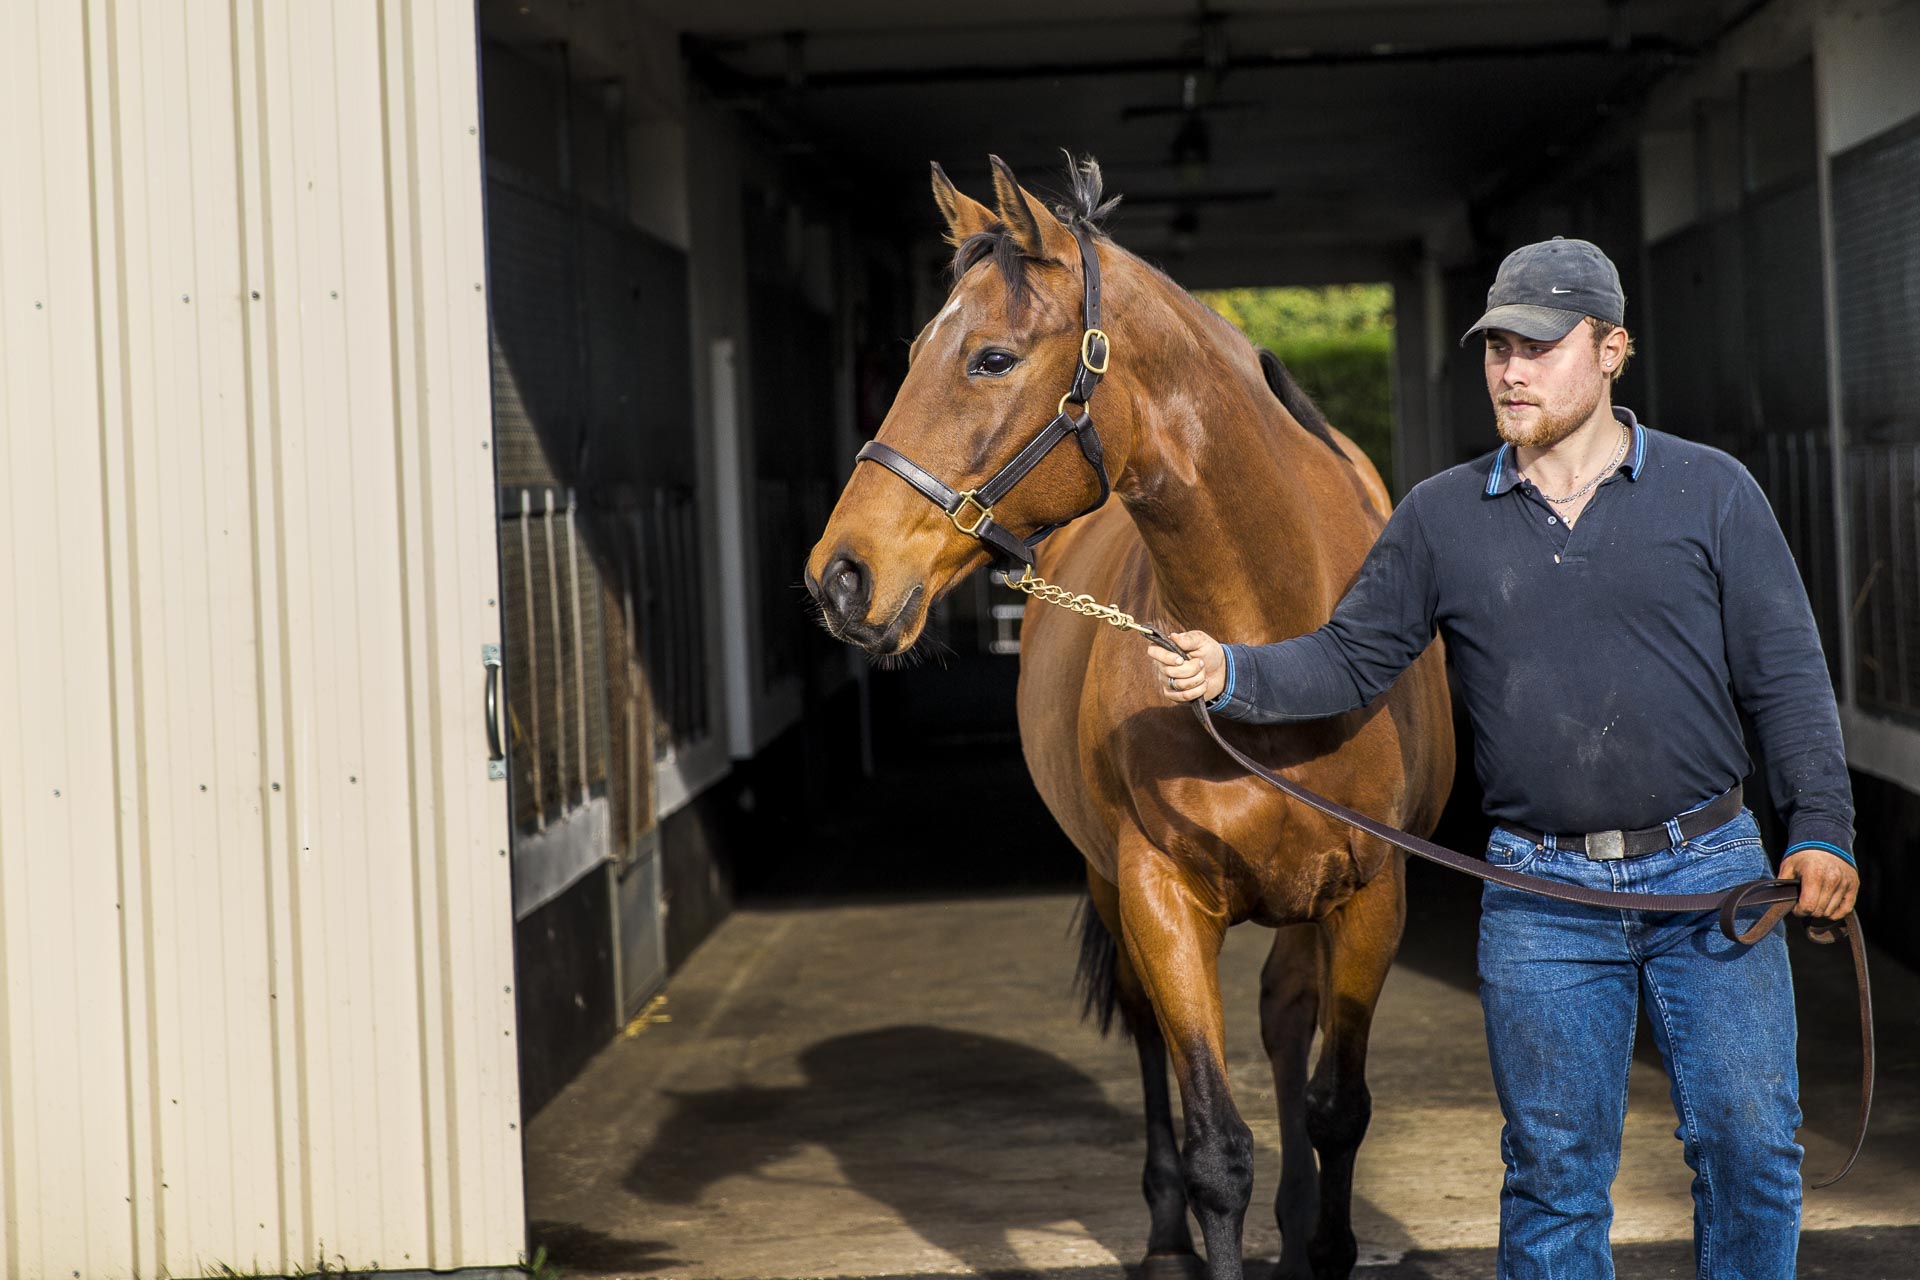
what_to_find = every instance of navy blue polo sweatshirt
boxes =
[1207,408,1855,862]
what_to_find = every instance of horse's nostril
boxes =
[822,555,871,619]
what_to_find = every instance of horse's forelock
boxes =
[946,154,1120,314]
[951,228,1031,311]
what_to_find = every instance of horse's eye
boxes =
[970,349,1019,377]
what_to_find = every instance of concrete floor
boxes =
[525,864,1920,1278]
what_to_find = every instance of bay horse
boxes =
[803,156,1454,1280]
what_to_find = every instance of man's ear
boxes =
[1601,323,1629,371]
[988,154,1078,263]
[930,161,994,246]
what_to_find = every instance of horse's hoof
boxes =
[1141,1253,1205,1280]
[1309,1239,1359,1280]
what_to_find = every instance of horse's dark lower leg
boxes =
[1089,875,1196,1270]
[1119,851,1254,1280]
[1260,925,1322,1280]
[1131,1016,1202,1271]
[1305,866,1404,1280]
[1176,1050,1256,1277]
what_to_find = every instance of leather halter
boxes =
[856,223,1114,571]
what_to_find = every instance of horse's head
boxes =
[805,155,1133,656]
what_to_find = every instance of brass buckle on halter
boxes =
[1080,327,1111,374]
[949,491,994,536]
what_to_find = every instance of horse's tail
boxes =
[1072,894,1130,1040]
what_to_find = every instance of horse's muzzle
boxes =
[807,553,923,653]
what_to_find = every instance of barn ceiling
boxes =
[493,0,1772,281]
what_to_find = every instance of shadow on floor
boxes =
[523,1220,684,1274]
[516,1225,1920,1280]
[615,1025,1146,1274]
[697,1223,1920,1280]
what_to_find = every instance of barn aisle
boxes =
[523,867,1918,1278]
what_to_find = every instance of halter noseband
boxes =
[854,223,1114,571]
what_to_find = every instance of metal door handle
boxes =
[483,644,505,779]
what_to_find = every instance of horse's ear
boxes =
[930,161,993,246]
[988,154,1077,263]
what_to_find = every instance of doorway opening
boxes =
[1196,282,1398,493]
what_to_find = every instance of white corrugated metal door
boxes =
[0,2,523,1276]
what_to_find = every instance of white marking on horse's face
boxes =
[924,293,966,345]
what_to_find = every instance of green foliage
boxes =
[1195,285,1397,489]
[1272,331,1396,487]
[1196,284,1394,345]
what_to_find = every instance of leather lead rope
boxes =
[1134,621,1874,1187]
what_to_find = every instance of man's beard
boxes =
[1494,382,1604,450]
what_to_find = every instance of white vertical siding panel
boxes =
[0,16,57,1279]
[276,0,357,1254]
[0,2,133,1274]
[126,0,240,1265]
[83,1,163,1275]
[393,1,525,1256]
[336,1,432,1263]
[374,0,524,1261]
[191,0,281,1266]
[228,0,308,1267]
[39,1,138,1271]
[97,1,175,1267]
[119,0,199,1265]
[0,0,517,1274]
[377,0,454,1262]
[249,0,330,1264]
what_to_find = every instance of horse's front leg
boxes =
[1304,859,1404,1279]
[1119,842,1254,1280]
[1087,872,1200,1276]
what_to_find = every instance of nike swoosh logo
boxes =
[1551,286,1573,294]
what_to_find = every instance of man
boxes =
[1148,237,1858,1279]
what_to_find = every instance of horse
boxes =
[803,155,1454,1280]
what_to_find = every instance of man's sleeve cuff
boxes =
[1784,813,1855,862]
[1203,645,1239,714]
[1783,838,1856,868]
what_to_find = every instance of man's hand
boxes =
[1778,848,1859,935]
[1147,630,1227,703]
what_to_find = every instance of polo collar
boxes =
[1485,406,1646,497]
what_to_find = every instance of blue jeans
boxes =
[1478,808,1802,1279]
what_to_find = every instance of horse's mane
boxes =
[951,155,1343,461]
[1257,348,1344,459]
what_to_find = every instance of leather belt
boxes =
[1503,785,1745,860]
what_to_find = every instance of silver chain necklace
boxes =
[1522,424,1628,506]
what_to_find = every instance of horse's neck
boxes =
[1112,323,1360,643]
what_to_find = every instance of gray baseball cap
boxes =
[1459,236,1625,346]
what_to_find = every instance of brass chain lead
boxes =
[1001,566,1154,636]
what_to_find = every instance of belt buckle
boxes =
[1587,829,1626,861]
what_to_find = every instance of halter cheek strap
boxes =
[855,223,1114,571]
